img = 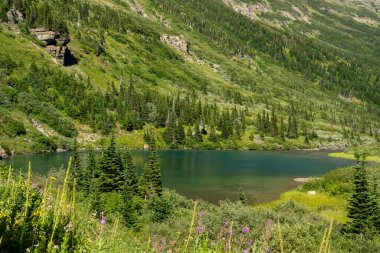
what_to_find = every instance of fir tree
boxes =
[98,135,124,192]
[347,153,375,236]
[194,122,203,143]
[82,147,97,195]
[121,149,139,195]
[72,138,81,179]
[121,149,140,227]
[175,121,186,145]
[139,148,163,196]
[239,187,247,204]
[208,124,218,143]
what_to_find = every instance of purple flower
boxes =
[265,247,270,253]
[198,225,205,235]
[100,215,107,225]
[266,220,274,226]
[242,250,249,253]
[242,226,250,234]
[199,210,205,218]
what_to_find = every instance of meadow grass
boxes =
[329,152,380,163]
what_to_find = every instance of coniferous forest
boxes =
[0,0,380,252]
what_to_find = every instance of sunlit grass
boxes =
[329,152,380,163]
[258,190,348,223]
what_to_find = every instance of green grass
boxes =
[329,152,380,163]
[258,190,349,223]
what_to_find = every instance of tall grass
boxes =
[0,162,340,253]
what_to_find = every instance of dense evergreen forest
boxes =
[0,0,379,154]
[1,0,380,252]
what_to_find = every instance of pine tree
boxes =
[239,187,247,204]
[194,122,203,143]
[347,153,375,236]
[72,138,81,179]
[139,148,163,196]
[121,149,140,227]
[208,124,218,143]
[371,176,380,232]
[175,121,186,145]
[82,147,97,195]
[121,149,139,195]
[98,135,124,192]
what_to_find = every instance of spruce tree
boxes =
[239,187,247,204]
[371,176,380,232]
[86,147,97,195]
[121,149,139,195]
[175,121,186,145]
[208,124,218,143]
[139,148,163,196]
[121,149,140,227]
[72,138,81,179]
[98,135,124,192]
[347,153,375,236]
[194,122,203,143]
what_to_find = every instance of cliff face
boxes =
[30,28,76,66]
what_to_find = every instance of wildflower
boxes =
[26,248,31,253]
[64,222,73,232]
[100,215,107,225]
[242,250,248,253]
[266,220,274,226]
[199,210,205,218]
[198,224,205,235]
[242,226,250,234]
[53,245,59,249]
[265,247,270,253]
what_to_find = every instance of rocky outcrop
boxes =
[0,146,8,159]
[30,28,76,66]
[6,7,24,24]
[130,0,148,18]
[160,34,189,53]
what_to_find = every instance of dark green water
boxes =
[4,150,354,203]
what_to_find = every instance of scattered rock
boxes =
[30,28,76,66]
[6,7,24,24]
[32,119,55,137]
[160,34,189,53]
[130,0,148,18]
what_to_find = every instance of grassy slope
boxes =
[0,0,380,154]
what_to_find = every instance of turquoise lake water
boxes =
[4,150,354,203]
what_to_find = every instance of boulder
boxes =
[0,146,8,159]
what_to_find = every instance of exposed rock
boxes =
[0,146,8,159]
[45,45,69,65]
[30,28,60,45]
[30,28,76,66]
[160,34,189,53]
[223,0,272,20]
[130,0,148,18]
[6,7,23,24]
[32,119,55,137]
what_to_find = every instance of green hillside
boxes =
[0,0,379,154]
